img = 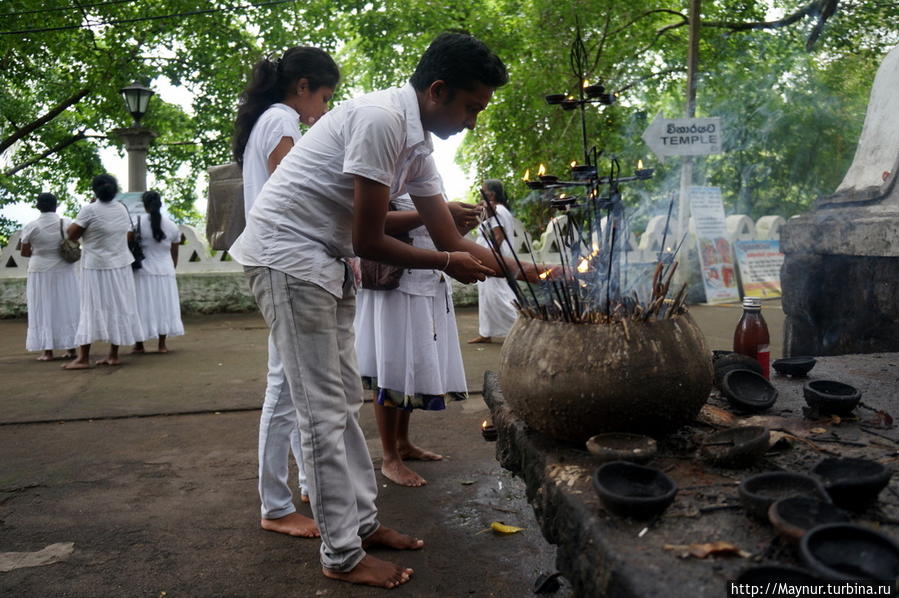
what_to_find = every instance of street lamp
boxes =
[113,80,157,192]
[119,81,155,125]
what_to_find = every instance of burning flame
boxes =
[559,193,566,199]
[481,419,489,430]
[583,79,589,88]
[577,257,590,274]
[538,270,550,280]
[522,168,530,182]
[538,164,546,177]
[592,242,599,254]
[570,160,577,168]
[637,159,644,170]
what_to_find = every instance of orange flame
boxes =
[522,168,530,182]
[577,257,590,273]
[538,164,546,177]
[637,159,644,170]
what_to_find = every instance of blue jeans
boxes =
[245,266,378,572]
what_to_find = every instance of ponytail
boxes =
[91,173,118,202]
[141,190,165,242]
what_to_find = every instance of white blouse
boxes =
[242,103,302,214]
[20,213,73,272]
[135,214,181,276]
[74,200,133,270]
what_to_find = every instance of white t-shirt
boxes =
[20,212,73,272]
[74,200,134,270]
[477,203,516,258]
[241,103,302,214]
[135,214,181,276]
[229,84,444,298]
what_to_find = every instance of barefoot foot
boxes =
[95,357,122,366]
[300,492,310,504]
[261,512,319,537]
[362,525,424,551]
[467,335,491,344]
[398,444,443,461]
[62,359,92,370]
[381,460,427,487]
[37,352,53,361]
[322,554,412,589]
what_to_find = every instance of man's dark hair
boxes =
[91,173,118,202]
[410,32,508,93]
[36,192,57,213]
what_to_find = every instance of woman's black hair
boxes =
[483,179,508,206]
[410,32,508,94]
[36,192,57,213]
[232,46,340,165]
[91,173,118,202]
[141,190,165,242]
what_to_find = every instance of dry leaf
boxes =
[698,405,737,427]
[490,521,525,535]
[830,415,842,425]
[810,427,828,435]
[663,541,750,559]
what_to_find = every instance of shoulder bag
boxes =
[128,212,145,270]
[359,201,413,291]
[58,219,81,263]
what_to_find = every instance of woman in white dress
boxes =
[19,192,80,361]
[233,46,339,537]
[64,174,144,369]
[132,190,184,354]
[355,194,474,487]
[469,179,518,344]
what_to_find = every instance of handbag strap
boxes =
[59,218,65,240]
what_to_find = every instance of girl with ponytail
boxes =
[131,190,184,354]
[232,46,338,538]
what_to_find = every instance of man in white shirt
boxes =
[230,32,534,589]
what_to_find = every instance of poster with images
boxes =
[689,186,740,304]
[733,240,784,299]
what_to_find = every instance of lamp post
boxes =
[113,81,157,192]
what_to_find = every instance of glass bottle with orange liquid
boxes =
[733,297,770,378]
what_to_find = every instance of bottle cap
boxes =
[742,297,761,309]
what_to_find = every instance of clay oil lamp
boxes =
[772,356,817,377]
[800,523,899,582]
[522,168,544,190]
[481,418,498,442]
[699,426,770,468]
[570,160,597,181]
[583,79,604,99]
[550,193,577,209]
[560,96,578,111]
[803,380,861,416]
[713,353,763,386]
[738,471,830,521]
[720,369,778,413]
[634,159,654,179]
[586,433,657,464]
[811,457,891,510]
[537,163,558,184]
[592,461,677,519]
[768,496,849,544]
[544,93,567,105]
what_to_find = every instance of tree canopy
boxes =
[1,0,897,241]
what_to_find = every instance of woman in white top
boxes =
[19,192,80,360]
[64,174,144,369]
[354,194,474,487]
[469,179,519,344]
[132,190,184,354]
[233,46,339,538]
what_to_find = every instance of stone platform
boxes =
[484,355,899,597]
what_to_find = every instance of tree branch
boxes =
[0,87,91,155]
[615,67,685,94]
[4,131,87,176]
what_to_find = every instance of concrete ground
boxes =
[0,300,782,597]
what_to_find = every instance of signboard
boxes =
[689,186,740,304]
[733,240,784,299]
[642,114,723,157]
[116,192,146,216]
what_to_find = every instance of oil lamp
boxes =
[481,418,498,441]
[635,159,654,179]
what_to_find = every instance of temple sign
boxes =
[641,113,723,157]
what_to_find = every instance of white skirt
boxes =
[133,271,184,339]
[477,277,518,338]
[74,266,145,346]
[25,265,81,351]
[354,286,467,408]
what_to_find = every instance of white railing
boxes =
[0,215,785,278]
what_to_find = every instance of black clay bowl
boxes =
[801,523,899,582]
[586,433,657,464]
[735,565,820,586]
[593,461,677,520]
[768,496,849,543]
[712,349,734,361]
[772,356,817,377]
[739,471,830,520]
[812,458,892,510]
[699,426,770,468]
[721,369,778,413]
[713,353,763,386]
[803,380,861,416]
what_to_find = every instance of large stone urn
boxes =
[499,313,712,444]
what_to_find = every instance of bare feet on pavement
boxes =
[322,554,412,589]
[95,357,122,366]
[362,525,424,551]
[260,512,319,537]
[381,459,427,487]
[467,335,491,344]
[37,352,53,361]
[398,443,443,461]
[62,359,92,370]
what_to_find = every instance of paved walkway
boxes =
[0,301,782,596]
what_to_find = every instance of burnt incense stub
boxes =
[499,312,712,443]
